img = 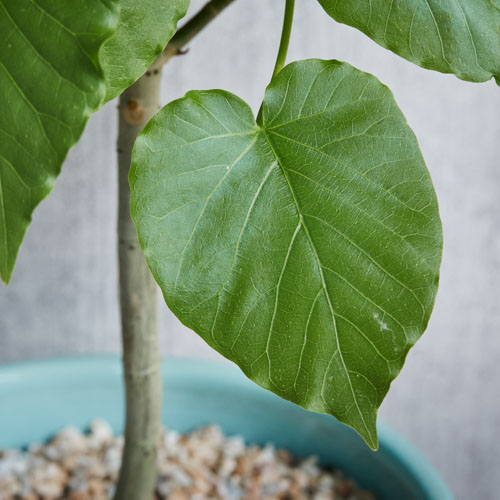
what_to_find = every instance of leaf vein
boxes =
[172,135,258,291]
[268,130,429,221]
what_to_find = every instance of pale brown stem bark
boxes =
[114,59,163,500]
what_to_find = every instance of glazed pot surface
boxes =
[0,356,452,500]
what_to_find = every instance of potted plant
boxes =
[1,0,497,498]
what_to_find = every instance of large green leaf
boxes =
[0,0,118,283]
[100,0,189,102]
[318,0,500,83]
[0,0,189,283]
[131,59,442,448]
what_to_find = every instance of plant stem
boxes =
[114,2,238,498]
[115,58,163,500]
[272,0,295,78]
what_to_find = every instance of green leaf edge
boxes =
[101,0,190,103]
[317,0,500,85]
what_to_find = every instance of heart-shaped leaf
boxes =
[101,0,189,103]
[131,59,442,448]
[318,0,500,83]
[0,0,119,283]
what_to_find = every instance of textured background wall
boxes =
[1,1,499,499]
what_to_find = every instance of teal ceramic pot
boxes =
[0,356,452,500]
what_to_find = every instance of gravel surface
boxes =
[0,421,375,499]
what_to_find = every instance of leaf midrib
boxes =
[261,129,375,447]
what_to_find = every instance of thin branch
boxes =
[162,0,237,63]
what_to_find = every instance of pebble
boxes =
[0,422,375,499]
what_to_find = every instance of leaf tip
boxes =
[366,432,379,452]
[1,269,12,286]
[352,419,379,451]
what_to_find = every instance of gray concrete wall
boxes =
[1,1,499,498]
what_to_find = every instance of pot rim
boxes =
[0,355,453,499]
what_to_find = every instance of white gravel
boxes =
[0,421,375,499]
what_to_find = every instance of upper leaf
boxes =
[131,59,443,448]
[0,0,118,283]
[0,0,189,283]
[100,0,189,102]
[318,0,500,83]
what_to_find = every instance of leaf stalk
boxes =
[272,0,295,79]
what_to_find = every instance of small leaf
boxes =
[100,0,189,103]
[131,60,442,448]
[0,0,118,283]
[317,0,500,83]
